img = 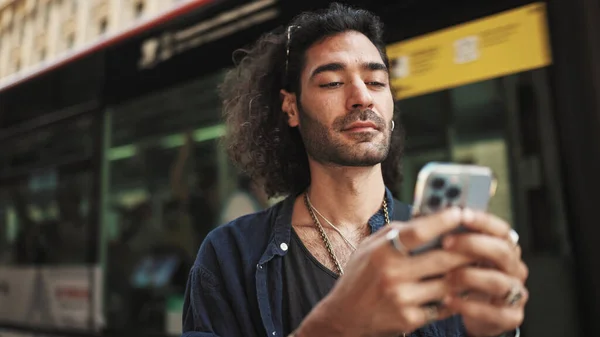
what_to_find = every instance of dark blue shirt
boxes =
[181,188,466,337]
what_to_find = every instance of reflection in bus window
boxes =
[0,116,94,266]
[0,172,92,265]
[102,72,270,333]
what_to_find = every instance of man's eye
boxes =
[319,82,343,88]
[367,81,387,87]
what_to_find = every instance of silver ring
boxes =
[386,228,407,255]
[504,283,524,306]
[508,229,519,248]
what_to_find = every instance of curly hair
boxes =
[220,2,405,198]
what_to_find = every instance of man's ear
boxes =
[280,89,300,127]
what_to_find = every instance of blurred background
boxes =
[0,0,598,336]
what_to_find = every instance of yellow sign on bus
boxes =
[386,2,552,100]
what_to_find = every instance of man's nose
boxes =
[346,81,374,110]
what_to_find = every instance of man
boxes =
[182,3,528,337]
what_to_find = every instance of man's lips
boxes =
[342,121,380,132]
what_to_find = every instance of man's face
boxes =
[284,31,395,167]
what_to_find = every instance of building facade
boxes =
[0,0,184,83]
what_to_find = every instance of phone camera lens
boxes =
[431,178,445,190]
[427,195,442,209]
[446,186,461,199]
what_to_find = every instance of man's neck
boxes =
[305,162,386,231]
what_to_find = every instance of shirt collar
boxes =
[259,187,395,264]
[368,187,395,233]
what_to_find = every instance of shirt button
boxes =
[272,332,276,336]
[257,264,262,269]
[280,243,288,251]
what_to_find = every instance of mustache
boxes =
[335,109,387,130]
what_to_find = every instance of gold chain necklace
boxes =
[306,194,358,251]
[303,192,390,275]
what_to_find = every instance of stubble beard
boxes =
[297,106,392,167]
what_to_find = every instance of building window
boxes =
[134,1,145,18]
[66,33,74,48]
[99,18,108,34]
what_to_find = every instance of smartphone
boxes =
[409,162,497,255]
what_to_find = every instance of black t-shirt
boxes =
[282,228,338,334]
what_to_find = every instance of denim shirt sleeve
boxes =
[181,238,243,337]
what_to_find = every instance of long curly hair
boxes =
[220,2,405,198]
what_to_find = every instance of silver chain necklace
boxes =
[305,194,358,251]
[303,192,390,275]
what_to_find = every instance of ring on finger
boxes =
[508,229,519,249]
[503,282,524,306]
[386,228,408,255]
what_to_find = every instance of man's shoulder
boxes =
[193,200,284,267]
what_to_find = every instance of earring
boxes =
[391,121,395,131]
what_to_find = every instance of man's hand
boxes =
[295,208,473,337]
[441,210,529,337]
